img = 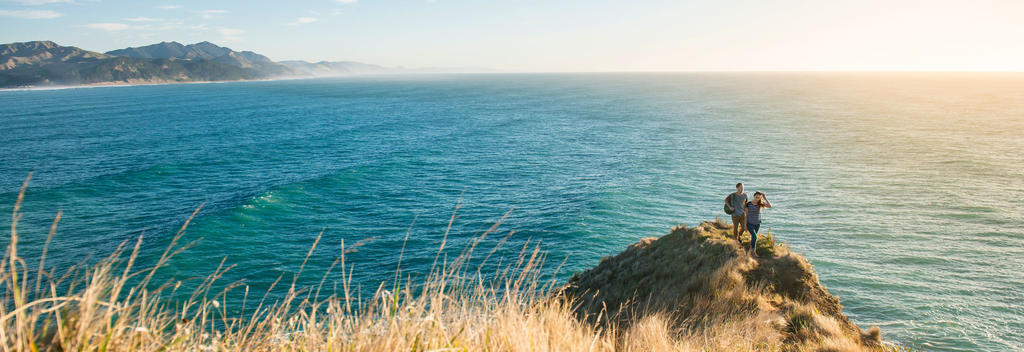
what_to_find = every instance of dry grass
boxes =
[560,219,903,352]
[2,175,904,351]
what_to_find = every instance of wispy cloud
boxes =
[289,17,318,25]
[198,9,227,19]
[218,27,244,36]
[335,0,357,4]
[217,27,244,42]
[157,5,180,10]
[15,0,74,5]
[130,19,206,33]
[0,9,62,19]
[85,22,130,31]
[122,17,161,22]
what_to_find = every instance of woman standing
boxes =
[745,191,772,257]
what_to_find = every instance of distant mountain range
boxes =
[0,40,409,88]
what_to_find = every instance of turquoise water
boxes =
[2,73,1022,351]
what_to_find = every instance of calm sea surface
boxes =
[2,73,1022,351]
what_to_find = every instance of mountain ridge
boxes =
[105,41,281,71]
[1,40,111,71]
[0,40,411,88]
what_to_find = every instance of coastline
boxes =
[0,77,278,92]
[0,73,451,92]
[6,71,1021,92]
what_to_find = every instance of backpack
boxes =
[723,194,733,215]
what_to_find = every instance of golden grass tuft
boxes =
[2,176,906,351]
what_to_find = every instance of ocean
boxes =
[2,73,1022,351]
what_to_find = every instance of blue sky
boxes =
[2,0,1023,71]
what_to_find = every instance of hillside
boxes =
[0,40,110,70]
[0,40,405,88]
[106,41,290,75]
[0,39,496,88]
[106,41,238,60]
[560,219,887,351]
[0,41,260,87]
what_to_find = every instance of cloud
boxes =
[0,9,62,19]
[15,0,74,5]
[122,17,161,22]
[85,23,130,31]
[335,0,357,3]
[289,17,318,25]
[218,27,244,36]
[217,27,244,42]
[124,20,199,32]
[0,9,63,18]
[157,5,180,10]
[199,9,227,19]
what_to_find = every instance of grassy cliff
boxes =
[562,220,888,351]
[2,177,898,351]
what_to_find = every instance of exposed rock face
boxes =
[1,41,110,70]
[105,41,286,73]
[561,220,885,351]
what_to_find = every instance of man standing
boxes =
[725,183,748,240]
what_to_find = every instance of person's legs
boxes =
[739,214,747,239]
[747,222,760,253]
[731,215,743,239]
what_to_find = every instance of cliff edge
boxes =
[561,220,888,351]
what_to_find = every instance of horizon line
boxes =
[5,39,1024,74]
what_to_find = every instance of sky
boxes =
[1,0,1023,72]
